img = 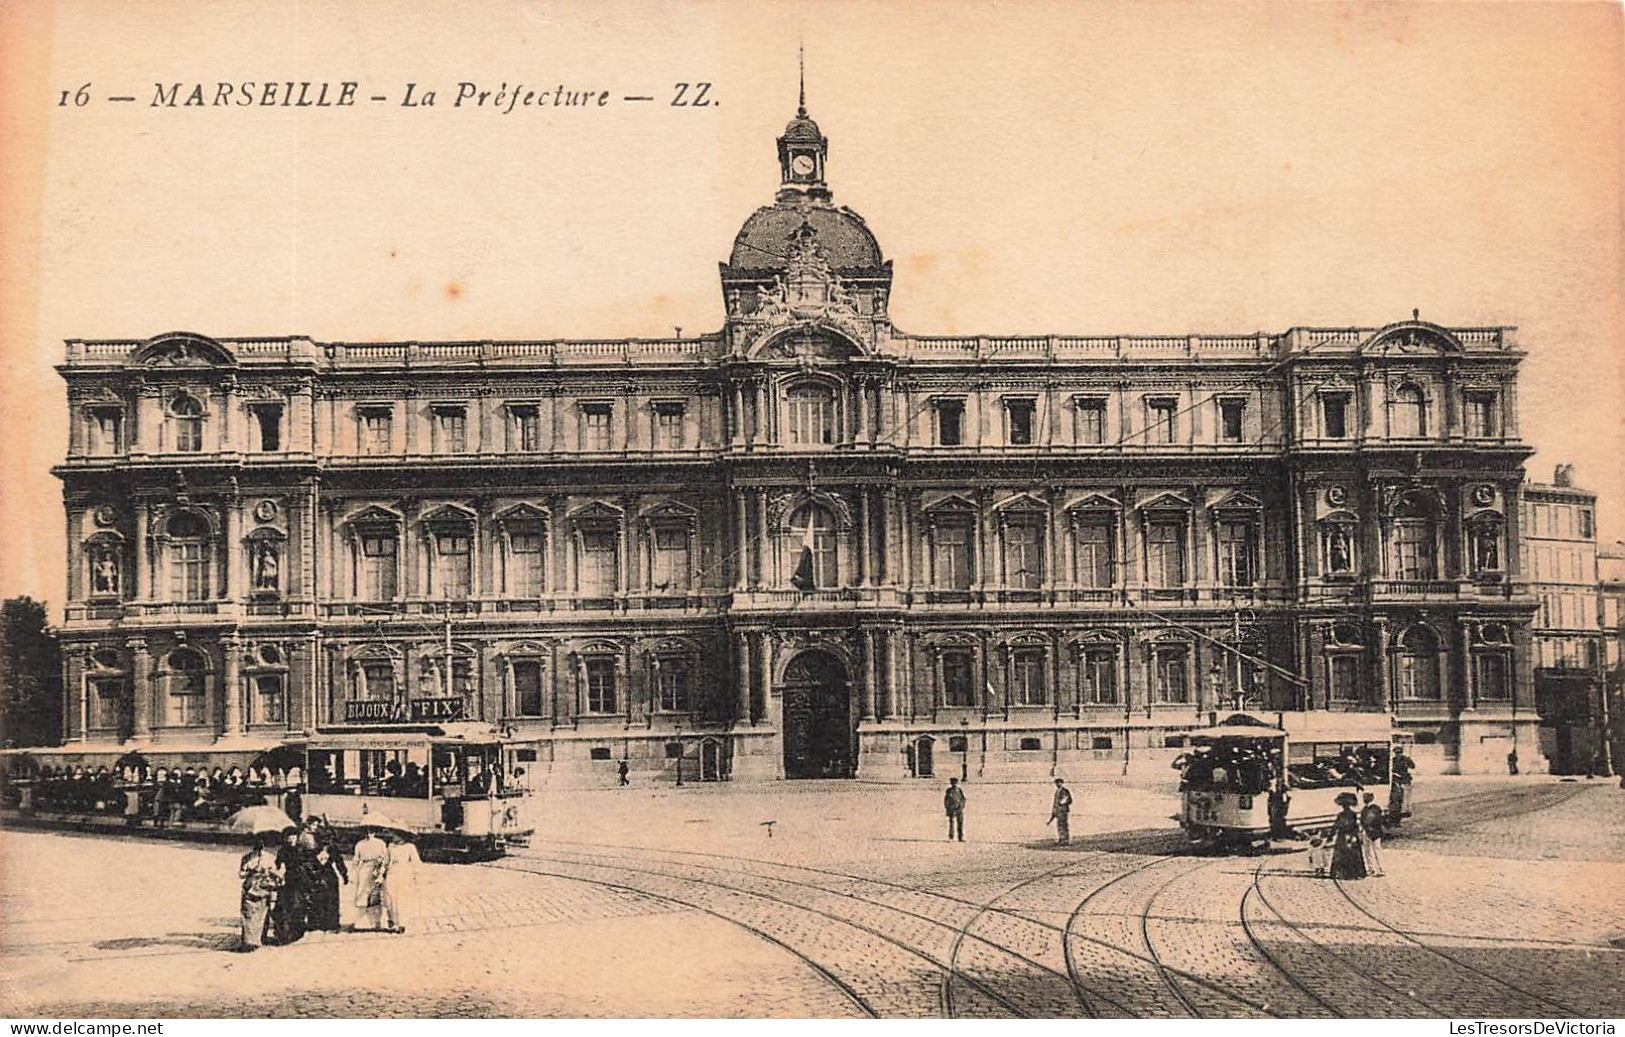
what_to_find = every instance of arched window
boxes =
[1396,626,1441,701]
[786,384,837,446]
[164,648,208,726]
[788,503,838,589]
[1388,494,1439,581]
[1391,384,1427,438]
[167,512,212,601]
[170,393,205,452]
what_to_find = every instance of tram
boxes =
[303,729,532,857]
[0,728,532,858]
[1178,710,1399,848]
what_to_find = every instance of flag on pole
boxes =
[791,512,817,590]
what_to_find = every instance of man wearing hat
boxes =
[1047,779,1074,845]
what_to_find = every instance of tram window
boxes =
[1285,741,1389,789]
[590,747,612,761]
[1091,736,1114,750]
[308,751,344,794]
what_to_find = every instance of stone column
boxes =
[1374,618,1392,712]
[734,490,749,592]
[883,629,899,720]
[757,631,774,726]
[862,629,877,720]
[222,636,242,736]
[129,640,152,738]
[858,489,871,587]
[736,631,753,724]
[133,501,152,600]
[224,498,243,600]
[1461,619,1478,709]
[754,490,768,589]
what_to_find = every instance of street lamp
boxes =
[1209,662,1225,719]
[675,719,684,788]
[960,717,969,781]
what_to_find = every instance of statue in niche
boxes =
[1472,527,1501,572]
[1326,527,1353,573]
[91,545,120,595]
[253,540,280,591]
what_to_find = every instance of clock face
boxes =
[791,154,815,176]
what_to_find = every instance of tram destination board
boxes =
[343,697,465,725]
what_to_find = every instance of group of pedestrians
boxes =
[941,777,1077,845]
[1311,790,1388,879]
[237,821,420,952]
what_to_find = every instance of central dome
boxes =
[728,202,883,274]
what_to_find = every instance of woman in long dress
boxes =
[304,825,349,931]
[351,826,388,932]
[1329,794,1368,880]
[238,833,284,951]
[381,832,422,934]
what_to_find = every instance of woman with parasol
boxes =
[381,828,422,934]
[237,831,285,951]
[1328,791,1367,879]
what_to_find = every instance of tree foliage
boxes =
[0,597,60,747]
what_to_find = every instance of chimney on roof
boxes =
[1554,464,1576,487]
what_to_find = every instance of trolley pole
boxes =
[960,717,969,781]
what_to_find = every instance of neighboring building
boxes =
[1523,468,1607,774]
[1596,540,1624,775]
[50,94,1539,782]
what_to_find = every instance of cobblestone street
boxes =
[3,777,1622,1018]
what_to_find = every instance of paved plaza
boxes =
[2,776,1622,1018]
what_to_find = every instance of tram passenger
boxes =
[238,832,285,952]
[1329,793,1367,879]
[1358,791,1386,877]
[352,826,389,931]
[1268,777,1292,839]
[382,831,422,934]
[403,762,426,797]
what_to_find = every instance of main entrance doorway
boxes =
[781,650,854,778]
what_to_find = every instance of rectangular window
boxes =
[1581,509,1595,540]
[253,673,286,724]
[1330,655,1360,701]
[1075,398,1106,445]
[250,404,283,452]
[1464,392,1498,438]
[788,387,836,445]
[1006,399,1036,445]
[1148,399,1178,444]
[1074,522,1113,587]
[941,651,974,708]
[509,405,542,452]
[1476,653,1509,700]
[88,407,124,455]
[655,658,691,712]
[360,533,398,600]
[171,542,209,601]
[435,407,468,453]
[579,528,618,596]
[651,526,691,593]
[1083,649,1117,704]
[1004,521,1043,588]
[936,399,964,446]
[169,675,206,726]
[1146,521,1185,587]
[360,662,395,701]
[934,523,973,590]
[1219,400,1245,443]
[434,531,472,599]
[585,658,617,714]
[360,408,393,455]
[654,403,686,450]
[1155,649,1189,703]
[1217,520,1256,586]
[581,403,613,451]
[1011,648,1046,705]
[1392,522,1437,581]
[507,527,545,597]
[90,678,123,729]
[1322,394,1349,439]
[512,660,544,717]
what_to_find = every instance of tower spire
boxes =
[797,42,806,117]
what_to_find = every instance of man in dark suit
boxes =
[944,778,966,841]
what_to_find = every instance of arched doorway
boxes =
[781,650,853,778]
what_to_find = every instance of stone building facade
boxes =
[52,99,1539,781]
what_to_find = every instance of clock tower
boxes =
[776,59,830,202]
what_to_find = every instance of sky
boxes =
[1,0,1621,619]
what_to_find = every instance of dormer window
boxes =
[249,403,283,452]
[170,393,205,452]
[935,399,964,446]
[1005,398,1036,446]
[87,406,124,455]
